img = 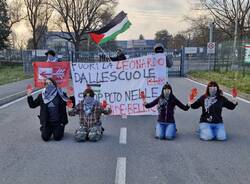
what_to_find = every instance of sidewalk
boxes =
[0,78,34,106]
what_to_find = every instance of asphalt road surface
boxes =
[0,77,250,184]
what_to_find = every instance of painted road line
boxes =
[0,89,42,110]
[115,157,126,184]
[119,127,127,144]
[186,78,250,104]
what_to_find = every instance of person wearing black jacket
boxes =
[144,83,189,140]
[110,49,126,61]
[27,78,72,141]
[153,43,173,68]
[190,81,238,141]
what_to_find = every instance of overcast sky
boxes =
[14,0,199,43]
[116,0,198,40]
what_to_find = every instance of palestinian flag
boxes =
[88,11,131,44]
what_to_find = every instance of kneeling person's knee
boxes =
[88,126,102,142]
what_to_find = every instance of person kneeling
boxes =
[69,88,111,142]
[190,81,238,141]
[143,83,189,140]
[27,78,71,142]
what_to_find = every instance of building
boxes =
[45,32,75,54]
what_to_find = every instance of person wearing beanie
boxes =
[154,43,173,68]
[110,48,126,61]
[45,50,58,62]
[68,87,112,142]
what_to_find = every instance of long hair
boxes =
[44,78,57,87]
[160,83,173,98]
[205,81,222,97]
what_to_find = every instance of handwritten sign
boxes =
[71,54,167,115]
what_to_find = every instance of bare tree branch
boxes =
[24,0,53,49]
[200,0,250,38]
[49,0,117,51]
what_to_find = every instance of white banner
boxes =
[71,54,167,115]
[185,47,197,54]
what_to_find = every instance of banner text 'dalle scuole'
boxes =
[71,54,167,115]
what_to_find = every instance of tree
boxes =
[26,25,48,49]
[24,0,52,49]
[200,0,250,39]
[0,0,11,50]
[8,0,26,29]
[183,15,229,46]
[139,34,144,40]
[171,34,187,49]
[184,15,211,46]
[154,29,172,48]
[50,0,118,53]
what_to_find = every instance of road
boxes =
[0,77,250,184]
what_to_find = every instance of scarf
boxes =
[83,96,99,116]
[157,97,169,113]
[42,85,68,104]
[204,96,217,113]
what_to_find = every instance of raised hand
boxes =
[101,100,108,109]
[26,84,33,96]
[232,87,238,98]
[67,86,74,96]
[140,91,147,105]
[189,87,198,105]
[231,87,238,104]
[67,99,73,108]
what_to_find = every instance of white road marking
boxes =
[115,157,126,184]
[119,127,127,144]
[0,90,42,110]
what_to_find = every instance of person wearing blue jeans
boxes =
[156,122,176,139]
[190,81,238,141]
[144,83,189,140]
[199,123,226,141]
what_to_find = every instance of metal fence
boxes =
[215,39,250,75]
[5,41,250,77]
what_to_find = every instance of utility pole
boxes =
[209,22,214,43]
[208,22,214,70]
[232,0,239,70]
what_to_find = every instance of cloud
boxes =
[116,0,193,40]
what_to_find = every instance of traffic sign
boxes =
[207,42,216,54]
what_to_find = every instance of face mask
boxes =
[48,56,55,61]
[209,87,217,97]
[84,96,95,114]
[45,83,56,94]
[163,89,171,98]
